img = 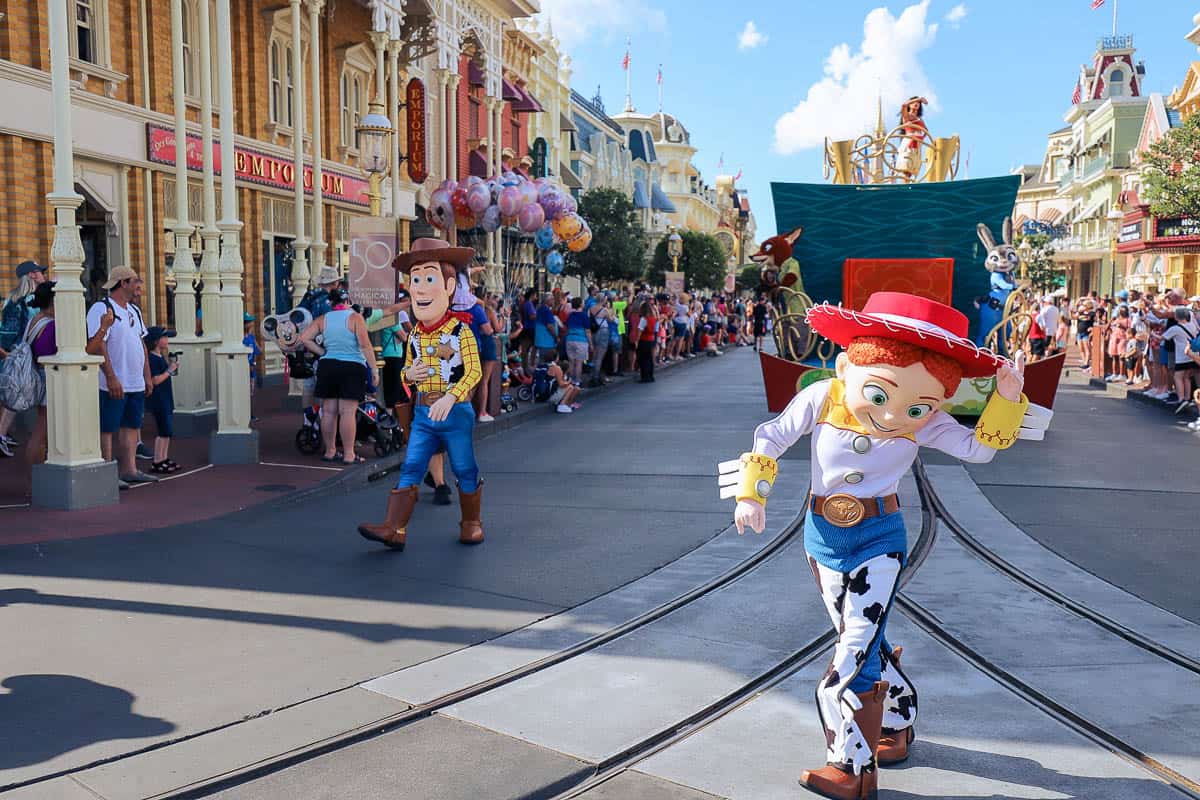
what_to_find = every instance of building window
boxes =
[469,96,481,139]
[336,44,374,153]
[285,46,295,127]
[1108,68,1125,97]
[353,76,362,133]
[270,42,282,123]
[340,74,351,146]
[181,4,194,97]
[75,0,96,63]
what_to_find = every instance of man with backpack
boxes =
[0,260,48,457]
[85,266,158,489]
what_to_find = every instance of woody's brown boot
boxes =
[357,486,418,550]
[878,647,914,765]
[800,681,888,800]
[394,403,413,446]
[458,482,484,544]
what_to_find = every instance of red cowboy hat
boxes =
[806,292,1009,378]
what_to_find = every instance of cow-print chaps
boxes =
[808,552,916,772]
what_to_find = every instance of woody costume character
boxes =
[719,292,1050,800]
[358,238,485,550]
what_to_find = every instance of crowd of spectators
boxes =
[1068,287,1200,427]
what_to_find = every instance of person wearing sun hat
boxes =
[718,291,1050,800]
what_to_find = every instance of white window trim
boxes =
[264,6,310,143]
[337,43,375,159]
[182,0,221,110]
[68,0,129,97]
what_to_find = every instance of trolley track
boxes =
[139,495,817,799]
[911,460,1200,677]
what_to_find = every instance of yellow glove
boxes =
[975,391,1029,450]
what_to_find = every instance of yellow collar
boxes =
[817,379,916,442]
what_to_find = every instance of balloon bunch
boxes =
[425,172,592,269]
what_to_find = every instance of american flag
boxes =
[622,49,630,71]
[1072,80,1082,104]
[1091,0,1104,8]
[734,168,743,182]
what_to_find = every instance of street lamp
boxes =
[1107,206,1125,297]
[357,100,393,217]
[667,228,683,274]
[1017,238,1033,283]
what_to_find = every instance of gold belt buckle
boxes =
[822,493,866,528]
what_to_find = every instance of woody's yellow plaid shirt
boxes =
[408,314,482,402]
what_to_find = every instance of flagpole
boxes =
[624,38,633,112]
[1112,0,1118,36]
[658,65,665,140]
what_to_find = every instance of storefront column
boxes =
[169,0,214,435]
[389,37,403,220]
[485,95,498,260]
[447,72,460,183]
[437,69,449,182]
[289,0,310,309]
[196,0,221,342]
[308,0,327,273]
[32,0,117,509]
[210,0,258,464]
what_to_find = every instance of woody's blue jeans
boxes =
[397,402,480,493]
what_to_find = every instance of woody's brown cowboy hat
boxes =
[392,237,476,273]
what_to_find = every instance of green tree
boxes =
[649,230,727,292]
[564,188,647,285]
[737,264,762,291]
[1141,112,1200,219]
[1014,232,1063,291]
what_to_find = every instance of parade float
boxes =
[757,99,1065,415]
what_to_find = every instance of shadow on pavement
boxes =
[0,674,174,770]
[882,739,1172,800]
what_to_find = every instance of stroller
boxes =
[516,364,555,404]
[295,398,404,458]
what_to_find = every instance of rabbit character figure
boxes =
[975,218,1020,353]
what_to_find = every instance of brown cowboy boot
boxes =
[394,403,413,446]
[800,681,888,800]
[357,486,418,550]
[458,482,484,544]
[879,647,914,765]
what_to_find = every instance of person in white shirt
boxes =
[85,266,156,488]
[1036,297,1061,357]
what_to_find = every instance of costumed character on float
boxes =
[358,238,485,550]
[751,227,806,316]
[718,291,1051,800]
[899,96,929,178]
[974,218,1020,354]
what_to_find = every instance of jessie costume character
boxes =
[358,238,484,550]
[721,292,1048,800]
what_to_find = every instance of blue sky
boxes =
[537,0,1199,238]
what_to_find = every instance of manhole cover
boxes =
[255,484,297,493]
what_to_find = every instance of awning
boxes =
[633,180,649,209]
[559,161,582,189]
[1076,198,1106,222]
[651,183,676,213]
[1039,207,1064,223]
[467,61,485,87]
[512,84,544,113]
[559,112,576,132]
[501,78,521,101]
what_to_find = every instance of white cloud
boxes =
[773,1,944,155]
[944,3,967,28]
[535,0,667,49]
[738,21,768,50]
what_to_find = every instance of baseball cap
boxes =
[143,325,176,347]
[102,265,139,290]
[16,260,46,278]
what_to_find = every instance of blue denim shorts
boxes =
[99,390,145,433]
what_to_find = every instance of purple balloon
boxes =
[467,184,491,215]
[520,182,540,208]
[498,186,524,218]
[518,202,546,233]
[439,179,457,193]
[539,190,565,220]
[561,193,578,216]
[480,205,501,233]
[427,188,453,230]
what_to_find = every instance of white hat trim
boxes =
[806,303,1011,366]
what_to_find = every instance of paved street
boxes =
[4,347,1199,799]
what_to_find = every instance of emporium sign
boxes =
[146,123,370,207]
[1155,216,1200,239]
[405,78,428,184]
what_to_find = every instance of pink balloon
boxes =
[467,184,491,215]
[520,182,540,207]
[498,186,524,217]
[427,188,453,230]
[518,202,545,233]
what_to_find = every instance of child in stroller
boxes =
[516,362,554,403]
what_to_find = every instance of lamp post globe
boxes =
[357,102,392,216]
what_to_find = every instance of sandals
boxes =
[150,460,181,474]
[342,455,367,465]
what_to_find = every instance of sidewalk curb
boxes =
[285,346,734,504]
[1086,375,1190,419]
